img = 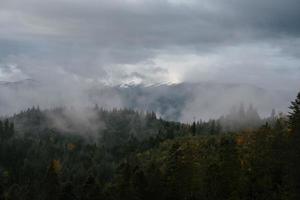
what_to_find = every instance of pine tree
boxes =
[43,160,61,200]
[288,92,300,198]
[0,120,14,140]
[191,121,196,136]
[209,120,216,135]
[8,122,14,139]
[0,120,3,141]
[289,92,300,133]
[4,119,9,139]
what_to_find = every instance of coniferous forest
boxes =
[1,0,300,199]
[0,92,298,200]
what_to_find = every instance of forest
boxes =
[0,92,299,200]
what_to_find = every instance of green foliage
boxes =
[108,127,292,200]
[0,92,299,200]
[0,119,14,141]
[289,92,300,133]
[288,92,300,199]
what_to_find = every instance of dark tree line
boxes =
[0,92,299,199]
[0,119,14,141]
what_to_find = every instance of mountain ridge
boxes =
[0,79,293,121]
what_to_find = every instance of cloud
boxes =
[0,0,299,116]
[0,64,29,81]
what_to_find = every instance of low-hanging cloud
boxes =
[0,0,299,118]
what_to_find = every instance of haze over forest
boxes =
[0,0,299,120]
[0,0,300,200]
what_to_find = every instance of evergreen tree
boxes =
[43,160,61,200]
[8,122,14,139]
[4,119,9,139]
[209,120,216,135]
[191,121,196,136]
[271,108,276,119]
[0,120,3,141]
[0,120,14,140]
[288,92,300,199]
[289,92,300,133]
[0,104,298,199]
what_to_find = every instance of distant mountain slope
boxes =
[89,82,293,121]
[0,79,38,89]
[0,80,295,121]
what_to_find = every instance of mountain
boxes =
[0,79,38,89]
[0,80,294,121]
[89,82,293,121]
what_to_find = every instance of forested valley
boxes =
[0,92,299,200]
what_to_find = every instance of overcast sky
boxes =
[0,0,300,91]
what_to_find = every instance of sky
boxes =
[0,0,300,90]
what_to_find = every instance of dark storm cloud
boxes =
[225,0,300,36]
[0,0,299,87]
[1,0,299,49]
[0,0,299,119]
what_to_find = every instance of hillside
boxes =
[0,92,299,199]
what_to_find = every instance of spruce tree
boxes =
[191,121,196,136]
[288,92,300,198]
[0,120,3,141]
[289,92,300,133]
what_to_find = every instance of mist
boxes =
[0,78,295,123]
[0,0,299,121]
[1,1,300,199]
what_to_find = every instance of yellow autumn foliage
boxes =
[240,159,246,169]
[67,143,76,151]
[52,159,62,174]
[236,135,246,145]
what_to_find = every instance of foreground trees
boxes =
[0,92,299,199]
[107,126,291,200]
[0,120,14,141]
[289,92,300,199]
[289,92,300,132]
